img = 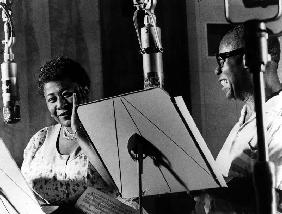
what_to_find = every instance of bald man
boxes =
[215,25,282,184]
[195,25,282,213]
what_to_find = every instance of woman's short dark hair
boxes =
[38,56,90,96]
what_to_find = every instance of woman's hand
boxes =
[71,86,89,138]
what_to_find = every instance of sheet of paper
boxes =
[75,187,138,214]
[174,96,227,187]
[0,138,44,214]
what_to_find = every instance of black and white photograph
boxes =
[1,0,282,213]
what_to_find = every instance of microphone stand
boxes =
[127,133,191,214]
[132,1,164,212]
[128,133,146,214]
[244,20,276,214]
[224,1,282,213]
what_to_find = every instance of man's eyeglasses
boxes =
[216,48,245,68]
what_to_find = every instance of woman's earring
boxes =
[84,86,89,93]
[243,54,247,69]
[84,86,90,101]
[242,54,250,70]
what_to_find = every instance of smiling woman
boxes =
[44,80,80,127]
[20,57,120,208]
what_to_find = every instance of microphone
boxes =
[141,19,164,88]
[127,133,190,193]
[1,60,20,124]
[132,0,164,89]
[242,0,278,8]
[127,133,169,167]
[0,1,20,124]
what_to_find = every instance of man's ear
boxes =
[243,54,271,68]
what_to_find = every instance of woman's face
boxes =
[43,79,78,127]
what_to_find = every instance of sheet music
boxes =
[75,187,139,214]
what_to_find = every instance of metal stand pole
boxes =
[244,20,276,214]
[137,144,144,214]
[128,133,145,214]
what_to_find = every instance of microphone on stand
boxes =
[223,0,282,213]
[127,133,190,193]
[0,0,20,124]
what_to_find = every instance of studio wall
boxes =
[1,0,103,165]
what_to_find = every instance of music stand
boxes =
[76,88,226,211]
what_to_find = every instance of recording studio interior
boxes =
[1,0,282,214]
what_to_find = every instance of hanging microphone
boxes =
[243,0,278,8]
[133,0,164,89]
[1,60,20,123]
[0,1,20,124]
[141,15,164,88]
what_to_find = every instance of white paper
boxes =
[174,96,227,187]
[75,187,138,214]
[0,138,44,214]
[0,194,19,214]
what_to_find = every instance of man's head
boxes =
[215,24,281,101]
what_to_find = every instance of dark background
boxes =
[100,0,191,108]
